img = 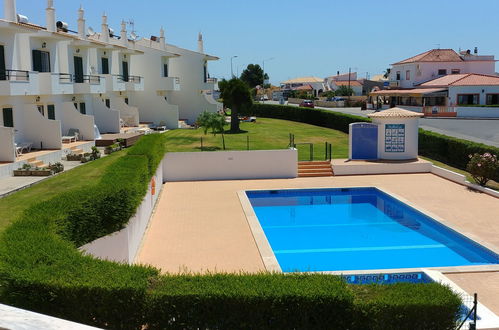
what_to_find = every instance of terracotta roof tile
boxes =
[368,107,424,118]
[420,73,499,86]
[392,49,463,65]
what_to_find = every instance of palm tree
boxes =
[220,78,252,132]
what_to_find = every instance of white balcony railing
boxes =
[38,72,74,95]
[158,76,180,91]
[125,75,144,91]
[0,70,40,96]
[74,75,106,94]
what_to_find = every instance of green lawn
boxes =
[165,118,349,161]
[0,151,125,233]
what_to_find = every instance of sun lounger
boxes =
[62,128,80,143]
[15,142,33,156]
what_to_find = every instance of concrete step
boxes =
[298,161,331,165]
[298,168,334,174]
[28,159,48,168]
[71,148,84,155]
[298,172,334,177]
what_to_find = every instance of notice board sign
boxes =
[384,124,405,152]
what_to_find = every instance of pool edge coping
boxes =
[238,186,499,274]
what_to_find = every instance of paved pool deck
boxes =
[136,173,499,313]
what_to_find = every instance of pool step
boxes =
[298,161,333,177]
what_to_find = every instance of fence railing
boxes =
[423,106,456,114]
[58,73,73,83]
[129,75,142,84]
[83,75,101,84]
[1,69,30,81]
[458,293,478,330]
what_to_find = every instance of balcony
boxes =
[0,70,40,96]
[158,76,180,92]
[38,73,74,95]
[73,75,106,94]
[205,77,217,90]
[104,74,126,92]
[125,75,144,92]
[388,80,400,88]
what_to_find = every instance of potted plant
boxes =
[66,153,83,161]
[30,167,53,176]
[49,162,64,174]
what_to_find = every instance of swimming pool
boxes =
[246,187,499,272]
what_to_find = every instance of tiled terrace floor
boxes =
[136,173,499,312]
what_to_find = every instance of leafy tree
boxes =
[335,85,354,96]
[240,64,265,88]
[220,78,252,132]
[197,111,226,135]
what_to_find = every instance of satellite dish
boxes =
[87,26,95,36]
[130,32,137,41]
[16,14,29,24]
[108,28,114,37]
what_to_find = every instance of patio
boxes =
[136,173,499,314]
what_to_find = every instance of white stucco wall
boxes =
[80,160,163,263]
[15,103,62,149]
[0,126,16,162]
[90,96,120,133]
[372,117,419,160]
[162,149,298,182]
[448,85,499,106]
[111,96,140,126]
[456,106,499,118]
[60,102,95,140]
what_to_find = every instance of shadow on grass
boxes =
[194,146,222,151]
[222,129,248,135]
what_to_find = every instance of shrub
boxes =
[466,152,499,186]
[196,111,226,135]
[49,162,64,173]
[419,130,499,181]
[0,131,462,329]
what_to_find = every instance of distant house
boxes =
[387,48,496,88]
[328,80,363,96]
[324,72,357,91]
[280,77,325,97]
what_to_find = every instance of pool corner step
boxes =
[298,161,333,177]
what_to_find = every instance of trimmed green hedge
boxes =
[0,132,462,329]
[246,103,499,179]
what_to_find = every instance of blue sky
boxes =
[5,0,499,84]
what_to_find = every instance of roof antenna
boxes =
[435,43,441,49]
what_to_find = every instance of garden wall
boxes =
[456,106,499,118]
[80,160,163,263]
[163,149,298,181]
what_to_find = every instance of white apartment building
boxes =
[0,0,221,166]
[388,48,496,88]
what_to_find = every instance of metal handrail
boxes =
[129,75,142,83]
[1,69,30,81]
[112,74,125,82]
[83,75,101,84]
[57,73,73,83]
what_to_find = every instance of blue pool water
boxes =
[246,188,499,272]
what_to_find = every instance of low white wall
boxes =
[61,102,95,140]
[0,126,16,162]
[18,104,62,149]
[456,107,499,118]
[332,159,432,176]
[111,96,140,126]
[431,165,499,199]
[91,96,120,133]
[80,160,163,263]
[163,149,298,182]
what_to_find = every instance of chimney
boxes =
[474,47,478,55]
[101,13,109,43]
[159,27,166,50]
[4,0,16,22]
[197,32,204,53]
[120,20,128,47]
[77,5,85,39]
[46,0,56,32]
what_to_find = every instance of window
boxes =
[457,94,479,105]
[203,62,207,83]
[163,63,168,77]
[122,61,129,82]
[0,45,6,81]
[438,69,447,76]
[79,102,86,114]
[486,94,499,105]
[124,98,129,105]
[405,70,410,80]
[47,104,55,120]
[105,99,110,108]
[451,69,460,74]
[32,50,51,72]
[37,105,44,116]
[396,71,401,80]
[74,103,78,110]
[2,107,13,127]
[74,56,84,83]
[101,57,109,74]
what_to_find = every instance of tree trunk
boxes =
[230,105,239,132]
